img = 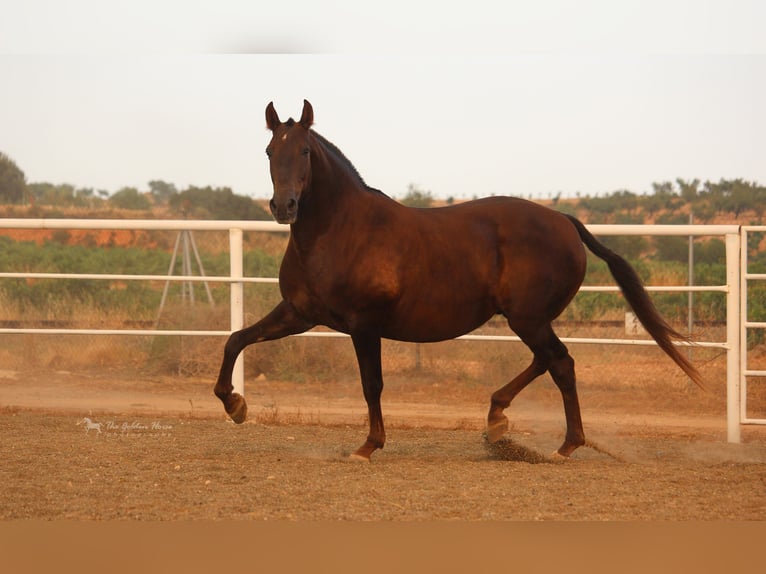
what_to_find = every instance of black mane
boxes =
[310,130,387,197]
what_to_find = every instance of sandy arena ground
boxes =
[0,370,764,521]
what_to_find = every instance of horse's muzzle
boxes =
[269,196,298,224]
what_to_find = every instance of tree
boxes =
[27,182,75,206]
[676,178,700,202]
[109,187,152,210]
[702,179,728,214]
[0,151,27,204]
[148,180,177,205]
[727,178,759,217]
[400,183,433,208]
[650,181,681,211]
[169,186,271,220]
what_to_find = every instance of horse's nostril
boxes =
[269,199,277,212]
[287,198,297,210]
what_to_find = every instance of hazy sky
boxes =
[1,1,765,201]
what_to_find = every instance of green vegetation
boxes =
[1,150,271,220]
[572,178,766,224]
[109,187,153,210]
[0,152,26,204]
[0,235,283,321]
[399,184,434,208]
[559,177,766,339]
[24,182,107,209]
[168,185,271,220]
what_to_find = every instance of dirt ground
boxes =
[0,370,764,521]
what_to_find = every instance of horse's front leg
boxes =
[214,300,313,423]
[349,333,385,461]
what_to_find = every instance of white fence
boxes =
[741,226,766,428]
[0,218,761,443]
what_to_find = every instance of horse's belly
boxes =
[380,300,494,343]
[381,321,490,343]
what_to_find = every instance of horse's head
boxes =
[265,99,314,224]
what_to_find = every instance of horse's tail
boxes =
[564,214,705,389]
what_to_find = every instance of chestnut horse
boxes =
[214,100,702,461]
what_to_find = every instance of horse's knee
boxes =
[224,331,246,357]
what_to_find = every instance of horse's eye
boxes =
[265,148,272,158]
[302,147,310,156]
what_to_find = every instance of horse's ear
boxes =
[265,101,280,131]
[299,99,314,129]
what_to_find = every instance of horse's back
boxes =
[426,196,585,265]
[432,196,588,321]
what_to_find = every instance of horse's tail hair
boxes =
[564,214,705,389]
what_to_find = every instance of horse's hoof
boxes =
[348,453,371,463]
[486,418,509,443]
[549,451,569,463]
[227,393,248,424]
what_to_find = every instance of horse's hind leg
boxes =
[487,322,586,457]
[349,333,386,461]
[547,342,585,457]
[486,352,548,443]
[487,319,561,442]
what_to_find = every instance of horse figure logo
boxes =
[77,417,102,434]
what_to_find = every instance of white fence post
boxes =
[725,231,741,443]
[229,228,245,397]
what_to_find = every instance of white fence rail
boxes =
[0,219,758,442]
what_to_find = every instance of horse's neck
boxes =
[294,144,371,238]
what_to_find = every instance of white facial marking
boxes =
[281,133,288,141]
